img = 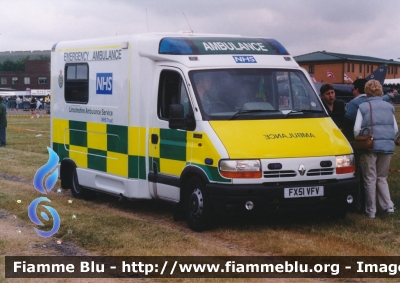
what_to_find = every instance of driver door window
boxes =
[158,70,192,120]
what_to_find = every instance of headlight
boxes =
[219,160,262,178]
[336,155,355,174]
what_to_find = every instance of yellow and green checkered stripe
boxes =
[52,119,146,180]
[52,119,228,183]
[150,128,229,183]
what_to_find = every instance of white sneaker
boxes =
[386,208,395,214]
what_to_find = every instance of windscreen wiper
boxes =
[284,109,324,118]
[230,109,280,120]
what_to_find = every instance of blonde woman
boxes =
[354,80,398,218]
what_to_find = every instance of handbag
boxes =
[354,102,373,150]
[395,134,400,146]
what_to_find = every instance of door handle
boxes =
[151,134,159,144]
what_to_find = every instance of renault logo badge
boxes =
[298,164,306,176]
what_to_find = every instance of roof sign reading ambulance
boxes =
[159,37,290,55]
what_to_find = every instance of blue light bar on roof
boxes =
[159,38,193,55]
[265,39,290,56]
[159,37,290,55]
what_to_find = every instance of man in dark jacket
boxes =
[319,83,345,129]
[0,97,7,147]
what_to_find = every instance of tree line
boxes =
[0,55,50,71]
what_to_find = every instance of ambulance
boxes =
[51,32,358,231]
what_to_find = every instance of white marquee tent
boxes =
[384,79,400,85]
[0,89,50,97]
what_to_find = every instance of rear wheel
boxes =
[185,176,213,231]
[71,169,95,199]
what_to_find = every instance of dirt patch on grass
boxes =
[0,208,289,283]
[0,209,91,257]
[0,210,146,282]
[0,173,29,184]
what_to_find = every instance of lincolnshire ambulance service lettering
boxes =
[64,49,122,62]
[69,107,114,123]
[264,133,316,140]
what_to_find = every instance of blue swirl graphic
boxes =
[28,197,61,237]
[33,147,59,194]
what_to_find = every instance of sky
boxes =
[0,0,400,60]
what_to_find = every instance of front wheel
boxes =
[185,176,213,231]
[333,206,348,219]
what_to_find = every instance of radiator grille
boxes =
[306,168,334,176]
[264,170,296,178]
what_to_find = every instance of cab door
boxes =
[148,67,194,202]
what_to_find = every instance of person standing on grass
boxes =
[0,97,7,147]
[343,79,393,213]
[354,80,397,219]
[16,96,22,111]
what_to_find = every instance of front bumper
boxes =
[206,178,358,216]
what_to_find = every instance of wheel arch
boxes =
[59,158,77,189]
[179,165,210,199]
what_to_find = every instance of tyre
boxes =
[71,169,95,199]
[185,176,213,231]
[334,206,348,219]
[328,205,348,219]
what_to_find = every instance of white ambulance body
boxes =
[51,33,358,231]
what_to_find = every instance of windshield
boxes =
[189,69,326,120]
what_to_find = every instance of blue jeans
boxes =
[0,128,5,146]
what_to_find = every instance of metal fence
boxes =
[5,100,50,112]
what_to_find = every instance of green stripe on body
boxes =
[107,124,128,154]
[129,155,146,179]
[88,148,107,172]
[195,164,231,183]
[160,129,186,161]
[52,142,69,161]
[69,121,87,147]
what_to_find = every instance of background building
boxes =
[294,51,400,84]
[0,50,50,92]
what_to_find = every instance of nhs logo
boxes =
[233,56,257,63]
[96,73,113,95]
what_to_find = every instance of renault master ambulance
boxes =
[51,32,358,231]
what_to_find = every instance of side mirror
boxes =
[169,104,186,129]
[169,104,196,130]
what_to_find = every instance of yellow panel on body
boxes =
[107,151,128,177]
[189,132,221,166]
[139,127,146,156]
[68,145,88,168]
[87,122,107,151]
[210,118,352,159]
[128,126,140,156]
[128,126,146,156]
[160,158,186,176]
[52,119,69,144]
[149,128,160,159]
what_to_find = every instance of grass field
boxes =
[1,111,400,282]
